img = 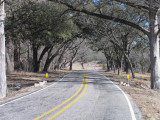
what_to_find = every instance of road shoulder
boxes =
[98,71,143,120]
[99,70,160,120]
[0,71,71,107]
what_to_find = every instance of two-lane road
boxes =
[0,71,142,120]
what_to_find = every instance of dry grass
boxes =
[1,70,69,101]
[100,71,160,120]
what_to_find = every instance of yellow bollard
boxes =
[46,73,48,78]
[127,74,130,86]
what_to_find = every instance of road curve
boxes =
[0,70,142,120]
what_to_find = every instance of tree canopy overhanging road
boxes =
[0,0,159,119]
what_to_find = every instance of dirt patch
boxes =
[100,70,160,120]
[0,70,69,102]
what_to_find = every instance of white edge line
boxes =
[99,72,136,120]
[0,72,71,107]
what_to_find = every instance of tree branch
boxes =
[57,1,149,35]
[114,0,149,11]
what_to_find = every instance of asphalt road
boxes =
[0,70,142,120]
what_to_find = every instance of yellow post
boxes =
[46,73,48,78]
[127,74,130,86]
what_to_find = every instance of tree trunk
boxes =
[69,61,72,70]
[14,40,21,70]
[124,56,130,74]
[60,60,67,69]
[36,47,50,72]
[43,59,52,72]
[32,44,39,72]
[55,47,65,70]
[102,64,105,70]
[118,58,123,76]
[112,60,116,73]
[54,65,58,70]
[149,1,160,88]
[6,52,13,73]
[147,64,151,73]
[124,53,135,78]
[6,42,14,73]
[27,45,30,71]
[43,52,58,72]
[43,43,66,72]
[118,68,122,76]
[106,60,110,72]
[81,62,84,69]
[0,1,7,98]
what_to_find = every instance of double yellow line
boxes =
[33,72,88,120]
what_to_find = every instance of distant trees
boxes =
[68,38,84,70]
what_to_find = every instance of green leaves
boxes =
[5,1,77,47]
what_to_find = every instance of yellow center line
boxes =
[46,73,88,120]
[33,72,86,120]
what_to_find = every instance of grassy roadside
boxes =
[100,70,160,120]
[0,70,69,101]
